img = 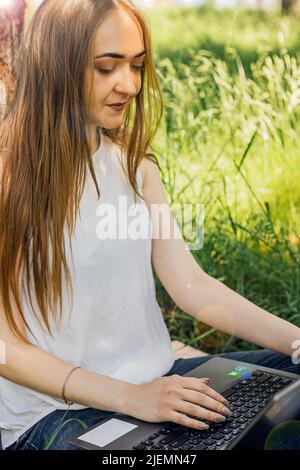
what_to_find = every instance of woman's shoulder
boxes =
[138,157,148,184]
[138,152,159,186]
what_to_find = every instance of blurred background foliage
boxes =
[140,2,300,353]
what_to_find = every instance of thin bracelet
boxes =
[62,366,82,405]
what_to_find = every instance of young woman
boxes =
[0,0,299,451]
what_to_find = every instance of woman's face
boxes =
[84,8,145,131]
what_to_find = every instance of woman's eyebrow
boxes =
[95,51,146,59]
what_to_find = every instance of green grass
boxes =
[146,5,300,75]
[145,7,300,354]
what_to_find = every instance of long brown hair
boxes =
[0,0,164,343]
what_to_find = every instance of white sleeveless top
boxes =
[0,130,175,449]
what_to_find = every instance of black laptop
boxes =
[68,357,300,450]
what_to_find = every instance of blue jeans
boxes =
[5,349,300,450]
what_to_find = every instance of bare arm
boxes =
[0,287,134,414]
[140,158,300,357]
[172,274,300,357]
[0,339,134,413]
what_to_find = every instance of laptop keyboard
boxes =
[131,371,297,450]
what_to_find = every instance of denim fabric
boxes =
[5,349,300,450]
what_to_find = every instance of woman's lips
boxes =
[107,103,126,112]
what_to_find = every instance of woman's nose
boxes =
[114,66,140,97]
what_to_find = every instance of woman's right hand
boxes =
[126,374,232,430]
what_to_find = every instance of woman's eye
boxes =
[97,69,112,74]
[97,65,144,75]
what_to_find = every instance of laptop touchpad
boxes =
[78,418,138,448]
